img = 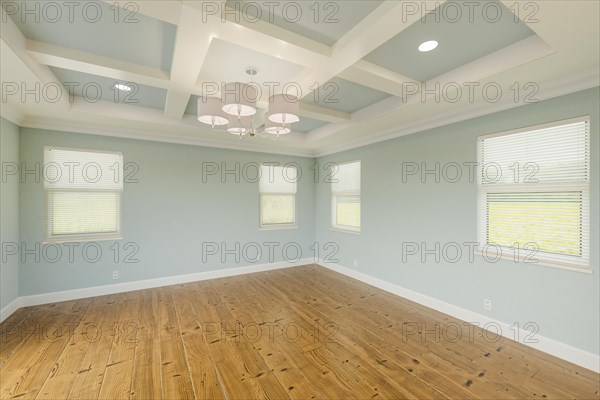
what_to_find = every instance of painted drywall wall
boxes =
[0,118,20,310]
[18,129,316,296]
[9,87,600,358]
[315,87,600,355]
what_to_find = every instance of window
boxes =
[259,164,297,228]
[44,147,123,242]
[332,161,361,232]
[477,117,590,270]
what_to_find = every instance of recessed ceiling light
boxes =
[114,83,132,91]
[418,40,438,52]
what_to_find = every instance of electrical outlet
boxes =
[484,298,492,311]
[353,260,358,267]
[112,271,119,280]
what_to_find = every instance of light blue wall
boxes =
[315,87,600,355]
[8,87,600,356]
[18,129,315,296]
[0,118,20,310]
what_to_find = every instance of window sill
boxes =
[259,225,298,231]
[43,235,123,244]
[330,227,360,235]
[474,250,591,274]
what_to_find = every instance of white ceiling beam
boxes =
[307,35,556,143]
[340,60,418,97]
[27,40,170,88]
[108,0,330,67]
[501,0,598,48]
[24,39,348,123]
[164,90,193,119]
[500,0,599,71]
[165,3,350,123]
[0,8,70,110]
[298,103,349,124]
[164,4,220,119]
[101,1,368,123]
[294,0,446,98]
[185,2,330,67]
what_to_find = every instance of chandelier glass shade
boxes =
[197,73,300,136]
[227,115,253,135]
[264,112,291,135]
[221,82,258,117]
[267,94,300,124]
[197,97,229,126]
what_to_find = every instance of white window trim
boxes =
[43,146,124,243]
[331,160,361,233]
[331,193,361,233]
[476,116,591,272]
[259,224,298,232]
[473,249,592,274]
[44,145,125,157]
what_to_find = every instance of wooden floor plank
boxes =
[170,284,226,400]
[208,283,294,400]
[245,274,412,399]
[303,266,600,398]
[1,299,92,400]
[36,297,112,400]
[0,265,597,400]
[280,267,510,398]
[254,271,450,400]
[287,267,541,398]
[67,293,127,400]
[212,278,324,400]
[129,289,162,400]
[156,287,195,400]
[1,302,80,368]
[97,291,142,400]
[186,283,269,400]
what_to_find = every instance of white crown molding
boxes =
[19,117,317,158]
[0,258,314,323]
[0,104,25,126]
[317,261,600,373]
[315,70,600,157]
[11,70,599,159]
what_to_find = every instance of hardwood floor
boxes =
[1,265,598,399]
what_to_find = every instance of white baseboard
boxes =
[318,261,600,374]
[0,297,22,323]
[1,258,314,323]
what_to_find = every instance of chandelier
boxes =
[197,67,299,138]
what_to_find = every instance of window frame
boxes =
[258,165,297,230]
[331,160,361,233]
[43,146,124,243]
[476,116,591,272]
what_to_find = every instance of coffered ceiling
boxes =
[1,1,598,157]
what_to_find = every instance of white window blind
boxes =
[332,161,361,232]
[259,165,297,227]
[44,147,123,242]
[477,117,590,270]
